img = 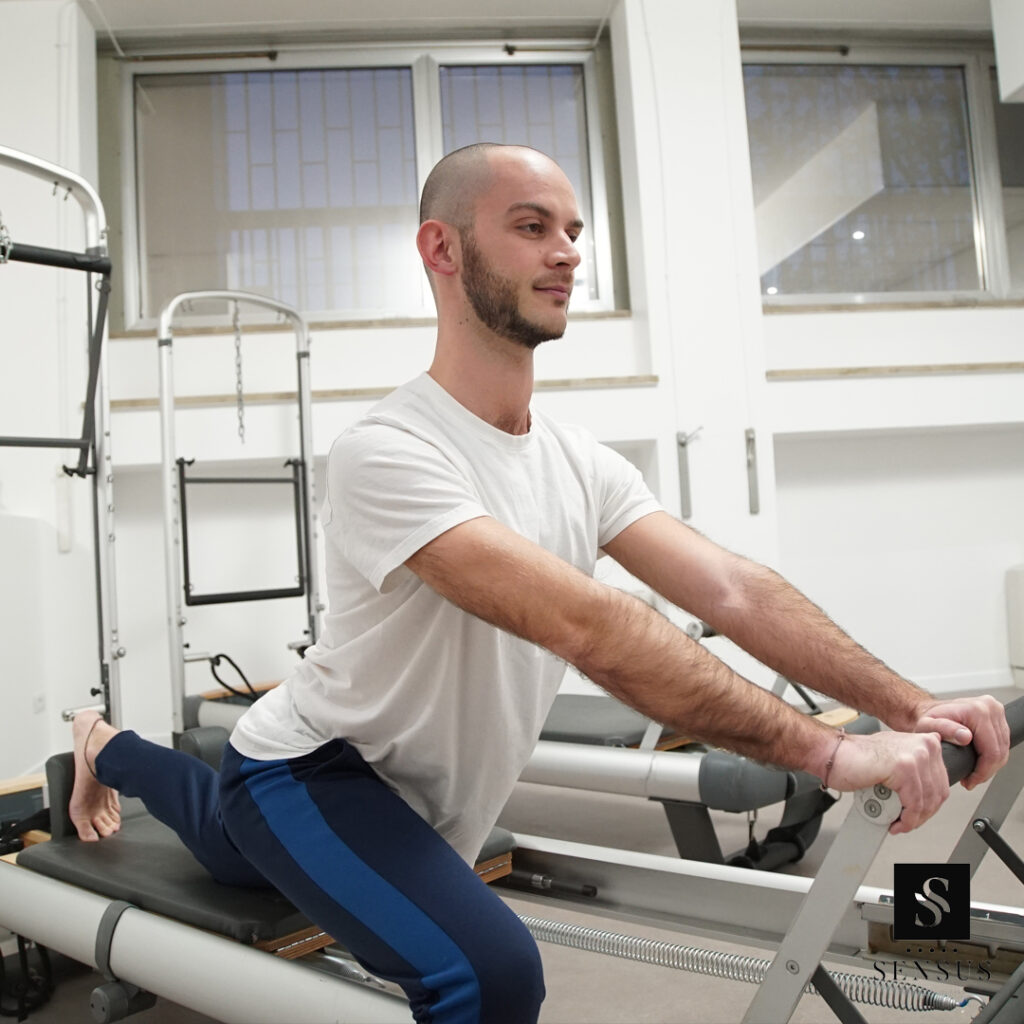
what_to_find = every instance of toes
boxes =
[73,818,99,842]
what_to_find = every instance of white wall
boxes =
[0,0,102,776]
[775,425,1024,694]
[992,0,1024,103]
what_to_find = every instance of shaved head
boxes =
[416,143,581,347]
[419,143,544,229]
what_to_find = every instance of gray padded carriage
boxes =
[18,729,515,948]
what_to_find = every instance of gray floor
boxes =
[8,689,1024,1023]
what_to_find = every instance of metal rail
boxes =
[157,290,319,736]
[0,145,122,725]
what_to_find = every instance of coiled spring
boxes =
[519,915,963,1012]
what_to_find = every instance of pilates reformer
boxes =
[0,144,123,728]
[1,697,1023,1022]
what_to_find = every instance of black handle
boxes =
[942,695,1024,786]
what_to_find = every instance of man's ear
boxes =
[417,220,459,278]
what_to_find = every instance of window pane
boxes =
[134,68,422,318]
[991,70,1024,291]
[439,65,597,301]
[742,64,980,296]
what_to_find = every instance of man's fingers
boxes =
[918,717,972,746]
[886,733,947,834]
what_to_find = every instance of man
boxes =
[70,143,1010,1024]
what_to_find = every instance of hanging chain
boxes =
[0,210,11,264]
[233,301,245,444]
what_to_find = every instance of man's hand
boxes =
[910,694,1010,790]
[825,694,1010,835]
[826,731,949,835]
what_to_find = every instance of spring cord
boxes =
[518,915,967,1012]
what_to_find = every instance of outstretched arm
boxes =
[602,511,1009,791]
[406,515,979,833]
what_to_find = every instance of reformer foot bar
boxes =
[2,698,1022,1023]
[502,694,1024,1023]
[0,144,123,725]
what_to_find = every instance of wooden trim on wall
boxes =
[767,362,1024,382]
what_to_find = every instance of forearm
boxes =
[408,516,837,777]
[705,559,931,731]
[575,588,838,776]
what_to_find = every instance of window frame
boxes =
[117,41,617,331]
[739,40,1016,307]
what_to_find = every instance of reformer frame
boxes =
[0,144,123,726]
[2,697,1023,1022]
[157,291,320,737]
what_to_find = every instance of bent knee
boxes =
[472,926,545,1023]
[415,928,544,1024]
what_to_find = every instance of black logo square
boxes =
[893,863,970,940]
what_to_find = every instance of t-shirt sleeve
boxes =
[322,422,488,593]
[591,439,664,548]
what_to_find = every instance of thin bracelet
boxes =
[83,716,103,779]
[819,727,846,792]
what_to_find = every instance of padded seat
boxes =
[17,740,516,951]
[19,813,307,944]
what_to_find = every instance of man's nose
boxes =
[548,234,581,269]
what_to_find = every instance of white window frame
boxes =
[118,41,617,330]
[739,40,1016,306]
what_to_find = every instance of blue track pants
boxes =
[95,731,544,1023]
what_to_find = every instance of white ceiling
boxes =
[44,0,993,43]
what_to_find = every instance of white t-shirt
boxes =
[231,373,662,863]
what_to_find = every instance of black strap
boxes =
[95,901,134,982]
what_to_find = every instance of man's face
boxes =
[458,153,583,350]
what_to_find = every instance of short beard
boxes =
[460,230,566,350]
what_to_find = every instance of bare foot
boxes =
[69,711,121,842]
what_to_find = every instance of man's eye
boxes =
[522,223,542,233]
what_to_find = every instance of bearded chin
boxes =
[470,293,563,350]
[461,234,566,349]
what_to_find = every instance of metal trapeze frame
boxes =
[156,291,320,737]
[0,144,123,726]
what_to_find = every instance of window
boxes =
[121,47,614,326]
[439,65,599,302]
[135,68,420,319]
[743,61,980,298]
[991,72,1024,291]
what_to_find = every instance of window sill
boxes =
[109,308,633,340]
[762,297,1024,314]
[109,373,658,412]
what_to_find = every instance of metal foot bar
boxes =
[742,785,901,1023]
[744,695,1024,1023]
